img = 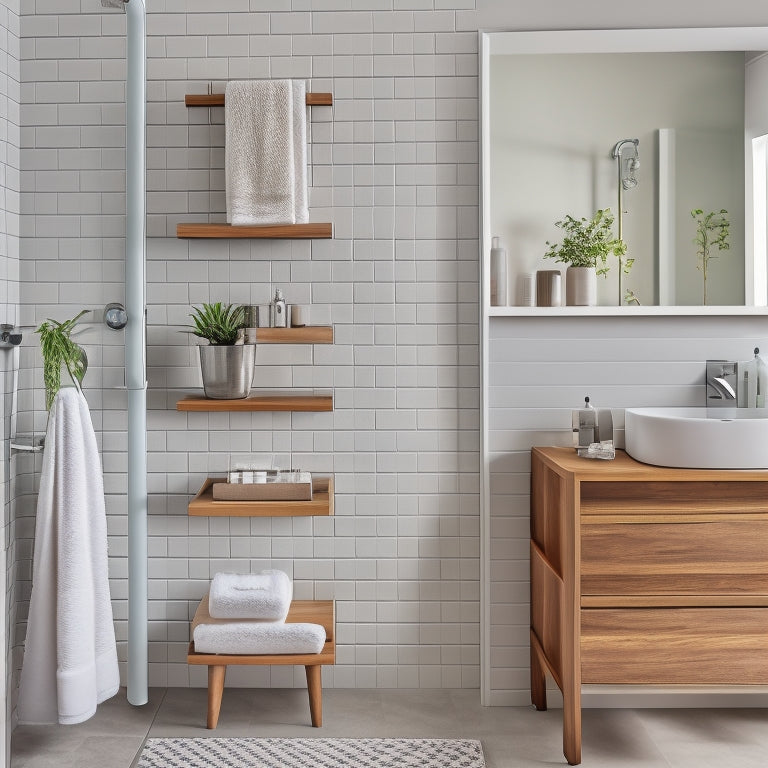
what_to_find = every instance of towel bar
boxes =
[185,92,332,107]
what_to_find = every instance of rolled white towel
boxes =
[209,570,292,620]
[193,622,326,656]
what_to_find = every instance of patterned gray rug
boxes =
[136,738,485,767]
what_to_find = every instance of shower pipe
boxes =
[102,0,148,706]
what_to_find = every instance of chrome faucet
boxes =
[706,360,738,405]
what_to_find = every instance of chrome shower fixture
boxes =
[612,138,640,190]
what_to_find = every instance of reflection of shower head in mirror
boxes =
[612,138,640,190]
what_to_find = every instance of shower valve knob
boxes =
[0,324,22,347]
[104,303,128,330]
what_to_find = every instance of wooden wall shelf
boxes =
[177,222,332,240]
[189,476,334,517]
[176,391,333,412]
[185,92,333,108]
[257,326,333,344]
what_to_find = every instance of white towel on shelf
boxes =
[18,387,119,725]
[209,570,292,620]
[193,621,326,655]
[225,79,308,226]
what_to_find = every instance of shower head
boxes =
[612,138,640,190]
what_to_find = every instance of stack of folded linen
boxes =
[209,570,292,621]
[193,570,326,655]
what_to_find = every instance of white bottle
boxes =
[490,236,508,306]
[272,288,287,328]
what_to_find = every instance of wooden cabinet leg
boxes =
[562,682,582,766]
[530,630,547,711]
[305,664,323,727]
[207,664,227,729]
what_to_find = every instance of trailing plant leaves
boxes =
[185,302,246,345]
[36,309,88,411]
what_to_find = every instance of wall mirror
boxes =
[480,28,768,314]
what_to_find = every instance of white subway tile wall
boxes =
[16,1,482,693]
[1,0,20,749]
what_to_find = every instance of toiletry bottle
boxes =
[572,396,597,448]
[756,347,767,408]
[272,288,287,328]
[490,236,508,306]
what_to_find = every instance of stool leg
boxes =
[207,664,227,729]
[305,664,322,727]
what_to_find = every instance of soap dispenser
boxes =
[572,396,597,448]
[271,288,287,328]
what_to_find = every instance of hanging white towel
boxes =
[225,79,308,226]
[18,387,120,725]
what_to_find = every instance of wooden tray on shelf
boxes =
[189,476,333,517]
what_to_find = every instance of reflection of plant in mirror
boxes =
[544,208,627,277]
[691,208,730,305]
[36,309,89,411]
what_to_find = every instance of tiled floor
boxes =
[10,688,768,767]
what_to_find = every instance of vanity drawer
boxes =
[581,520,768,596]
[581,608,768,684]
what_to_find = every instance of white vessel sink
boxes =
[624,407,768,469]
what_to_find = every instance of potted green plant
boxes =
[186,302,254,399]
[544,208,628,306]
[36,310,89,410]
[691,208,730,305]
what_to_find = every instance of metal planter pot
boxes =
[198,344,256,399]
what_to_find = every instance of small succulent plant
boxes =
[186,302,246,345]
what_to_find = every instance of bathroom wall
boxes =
[16,0,481,692]
[0,0,20,752]
[10,0,768,711]
[478,0,768,707]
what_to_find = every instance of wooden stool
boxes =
[187,596,335,729]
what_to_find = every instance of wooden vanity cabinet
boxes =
[530,447,768,765]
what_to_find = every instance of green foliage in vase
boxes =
[36,310,88,411]
[544,208,628,277]
[691,208,730,305]
[186,302,246,345]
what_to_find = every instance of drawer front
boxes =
[581,521,768,596]
[581,608,768,684]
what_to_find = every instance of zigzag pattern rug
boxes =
[137,737,485,768]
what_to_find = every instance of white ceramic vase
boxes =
[566,266,597,306]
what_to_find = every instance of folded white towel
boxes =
[225,79,308,226]
[209,570,292,620]
[193,621,326,655]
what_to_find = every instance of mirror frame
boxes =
[480,27,768,316]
